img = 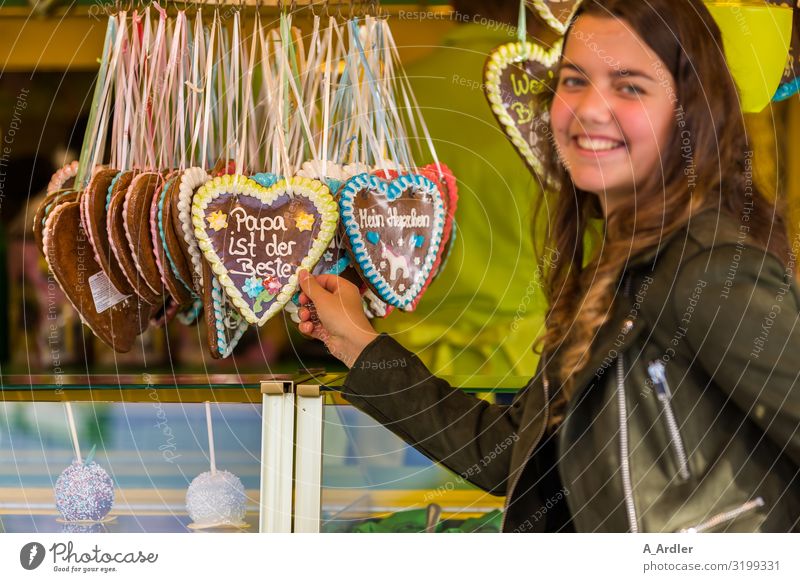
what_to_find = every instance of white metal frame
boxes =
[259,380,295,533]
[292,384,325,533]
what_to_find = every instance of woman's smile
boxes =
[570,134,627,156]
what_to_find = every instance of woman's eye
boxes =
[620,83,645,96]
[560,76,586,89]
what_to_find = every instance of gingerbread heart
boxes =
[108,172,160,304]
[419,163,458,286]
[81,168,134,296]
[149,295,180,328]
[34,189,78,256]
[176,298,203,326]
[123,172,165,300]
[339,172,445,310]
[171,167,245,344]
[152,174,195,307]
[43,200,151,352]
[192,174,338,326]
[160,173,198,300]
[174,167,212,292]
[46,161,79,195]
[202,260,249,358]
[530,0,581,35]
[484,40,562,177]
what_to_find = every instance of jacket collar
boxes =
[552,209,717,404]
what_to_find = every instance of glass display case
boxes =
[0,373,526,533]
[293,374,529,533]
[0,373,299,533]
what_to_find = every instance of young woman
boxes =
[296,0,800,532]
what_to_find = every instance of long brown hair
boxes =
[533,0,791,411]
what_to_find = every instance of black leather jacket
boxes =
[342,208,800,532]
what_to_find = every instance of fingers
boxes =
[314,273,345,293]
[298,320,326,342]
[299,271,357,301]
[298,306,319,323]
[298,270,326,302]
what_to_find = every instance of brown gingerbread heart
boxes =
[339,172,445,311]
[33,189,78,256]
[161,171,199,300]
[43,199,151,352]
[171,168,210,293]
[150,173,195,307]
[191,175,338,326]
[123,172,165,300]
[201,260,248,359]
[81,168,134,295]
[107,171,161,304]
[484,40,562,177]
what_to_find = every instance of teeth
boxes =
[576,137,622,151]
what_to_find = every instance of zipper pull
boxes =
[648,358,692,480]
[648,359,671,400]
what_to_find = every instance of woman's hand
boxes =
[296,270,378,368]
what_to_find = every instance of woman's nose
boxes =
[574,85,613,127]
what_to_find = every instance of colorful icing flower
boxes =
[265,276,282,296]
[208,210,228,232]
[243,276,264,299]
[295,210,315,232]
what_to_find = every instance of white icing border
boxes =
[177,166,212,291]
[530,0,580,35]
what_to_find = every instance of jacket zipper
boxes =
[502,274,635,532]
[500,359,550,532]
[647,360,691,480]
[617,350,639,533]
[617,273,639,532]
[679,497,765,533]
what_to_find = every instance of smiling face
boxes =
[550,15,677,215]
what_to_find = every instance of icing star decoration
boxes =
[208,210,228,231]
[294,210,315,232]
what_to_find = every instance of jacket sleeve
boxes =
[341,333,535,496]
[676,244,800,467]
